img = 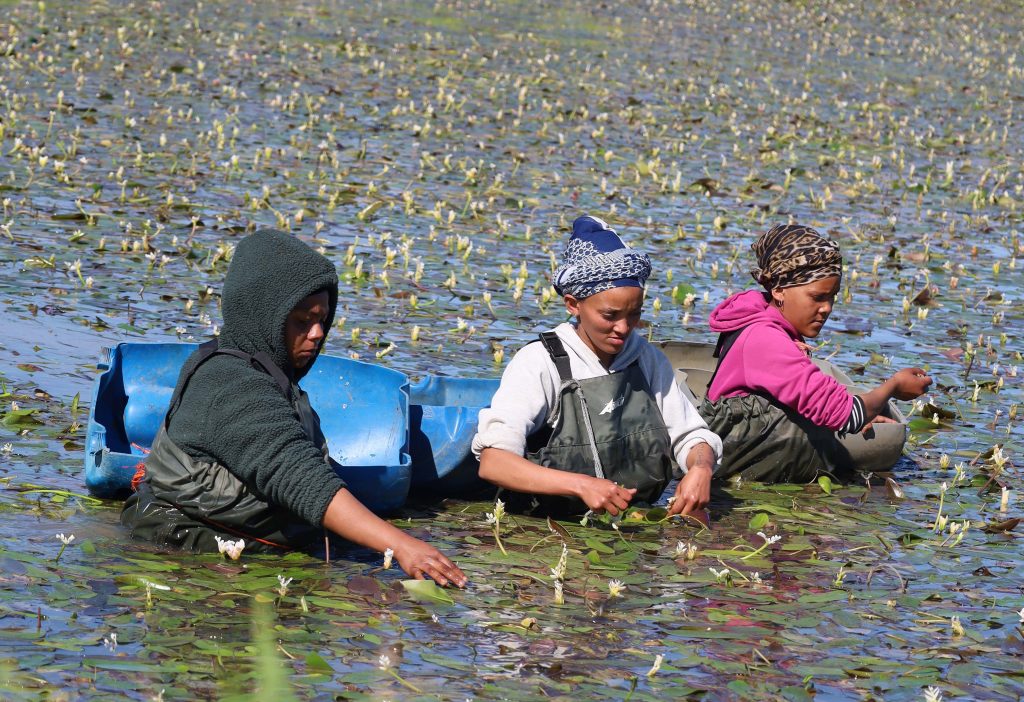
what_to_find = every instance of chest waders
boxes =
[120,340,326,552]
[516,332,675,516]
[698,327,855,483]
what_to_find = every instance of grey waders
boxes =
[513,332,676,515]
[698,327,856,483]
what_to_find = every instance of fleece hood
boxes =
[219,229,338,379]
[708,289,800,339]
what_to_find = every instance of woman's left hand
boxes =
[669,463,712,517]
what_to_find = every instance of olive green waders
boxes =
[698,328,855,483]
[121,340,325,551]
[513,332,675,515]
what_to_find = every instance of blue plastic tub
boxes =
[85,343,412,514]
[408,375,499,492]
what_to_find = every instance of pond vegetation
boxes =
[0,0,1021,699]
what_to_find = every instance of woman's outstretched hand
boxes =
[321,488,467,588]
[668,463,712,517]
[891,367,932,400]
[394,537,467,588]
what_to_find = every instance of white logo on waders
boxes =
[599,394,626,415]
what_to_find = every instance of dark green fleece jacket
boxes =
[166,229,343,526]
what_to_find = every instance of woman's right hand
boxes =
[393,536,467,588]
[574,475,636,516]
[891,367,932,400]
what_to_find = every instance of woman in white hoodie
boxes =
[472,216,722,518]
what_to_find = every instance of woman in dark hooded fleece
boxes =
[122,229,466,587]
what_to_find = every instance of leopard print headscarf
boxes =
[750,224,842,291]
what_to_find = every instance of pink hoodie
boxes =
[706,290,853,431]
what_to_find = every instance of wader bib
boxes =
[699,328,854,483]
[120,340,326,551]
[517,332,675,515]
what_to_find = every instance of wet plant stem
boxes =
[492,525,507,556]
[740,543,770,561]
[933,488,946,531]
[387,668,424,693]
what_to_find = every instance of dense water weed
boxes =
[0,0,1021,699]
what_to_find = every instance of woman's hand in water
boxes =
[574,475,636,516]
[669,463,712,517]
[393,536,467,588]
[891,367,932,400]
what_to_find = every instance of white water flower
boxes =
[674,540,698,560]
[950,615,965,637]
[56,533,75,545]
[484,498,505,526]
[646,653,663,677]
[1017,607,1024,624]
[757,531,781,546]
[709,567,730,583]
[383,547,394,570]
[550,544,568,581]
[991,446,1007,471]
[378,654,392,670]
[213,535,245,560]
[1,443,11,454]
[923,686,943,702]
[751,572,763,584]
[277,574,293,598]
[103,632,118,651]
[607,579,625,598]
[953,462,967,485]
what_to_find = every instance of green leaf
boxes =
[748,512,770,530]
[400,579,455,605]
[357,200,385,222]
[672,283,696,304]
[585,538,614,554]
[817,475,833,495]
[305,652,333,674]
[2,409,40,426]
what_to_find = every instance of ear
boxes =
[564,294,582,317]
[770,288,785,307]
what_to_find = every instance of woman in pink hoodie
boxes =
[700,224,931,482]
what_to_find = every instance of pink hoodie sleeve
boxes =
[713,324,854,430]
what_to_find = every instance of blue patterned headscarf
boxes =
[553,216,652,299]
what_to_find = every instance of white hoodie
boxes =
[472,322,722,474]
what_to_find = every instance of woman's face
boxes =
[771,275,841,338]
[285,290,330,369]
[565,286,644,366]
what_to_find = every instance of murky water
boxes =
[0,0,1021,699]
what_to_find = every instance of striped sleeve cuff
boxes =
[837,396,866,436]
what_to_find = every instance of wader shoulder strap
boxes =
[164,339,293,427]
[706,326,749,392]
[538,331,572,383]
